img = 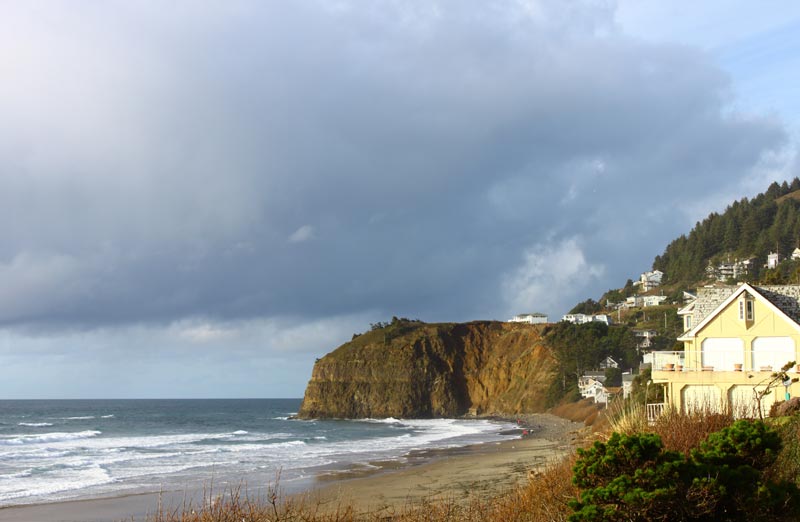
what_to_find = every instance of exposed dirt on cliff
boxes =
[297,320,558,419]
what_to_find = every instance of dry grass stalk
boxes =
[549,399,601,425]
[607,400,649,436]
[650,406,734,455]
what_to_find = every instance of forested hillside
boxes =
[654,178,800,286]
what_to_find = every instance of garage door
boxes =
[729,384,776,419]
[681,385,722,413]
[701,338,744,371]
[752,337,795,372]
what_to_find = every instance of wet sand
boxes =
[0,414,582,522]
[306,414,581,516]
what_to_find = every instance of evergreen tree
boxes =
[653,178,800,287]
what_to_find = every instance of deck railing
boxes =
[648,350,798,373]
[646,403,665,423]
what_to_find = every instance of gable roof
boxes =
[677,302,695,316]
[678,283,800,341]
[751,286,800,323]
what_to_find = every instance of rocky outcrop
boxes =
[297,320,557,418]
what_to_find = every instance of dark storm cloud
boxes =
[0,0,787,330]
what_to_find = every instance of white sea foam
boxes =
[364,417,404,425]
[0,463,113,504]
[100,415,115,419]
[17,423,53,427]
[0,431,102,446]
[0,405,516,508]
[63,416,95,420]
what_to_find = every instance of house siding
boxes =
[657,285,800,415]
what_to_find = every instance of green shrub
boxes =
[570,420,800,521]
[769,414,800,487]
[570,432,687,521]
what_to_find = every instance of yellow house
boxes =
[651,283,800,417]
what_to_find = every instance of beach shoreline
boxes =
[0,414,582,522]
[304,413,581,517]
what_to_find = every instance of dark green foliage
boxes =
[603,367,622,387]
[570,299,603,315]
[570,420,800,521]
[770,414,800,487]
[629,368,664,404]
[694,419,780,470]
[571,432,686,521]
[653,178,800,287]
[543,322,638,403]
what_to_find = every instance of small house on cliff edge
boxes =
[508,313,548,324]
[650,283,800,418]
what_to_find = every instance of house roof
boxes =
[750,286,800,323]
[677,302,695,316]
[678,283,800,341]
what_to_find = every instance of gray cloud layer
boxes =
[0,1,789,336]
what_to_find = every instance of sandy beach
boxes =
[0,414,581,522]
[306,414,581,516]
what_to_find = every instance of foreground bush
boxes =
[569,420,800,521]
[609,402,736,455]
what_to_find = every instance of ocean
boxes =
[0,399,518,507]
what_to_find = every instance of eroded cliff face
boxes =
[297,321,557,419]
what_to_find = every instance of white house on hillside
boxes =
[633,329,657,350]
[562,314,613,325]
[639,270,664,291]
[768,251,780,269]
[562,313,590,324]
[643,295,668,307]
[508,313,548,324]
[578,377,606,403]
[625,296,644,308]
[599,356,619,369]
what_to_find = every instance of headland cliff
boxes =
[297,320,557,419]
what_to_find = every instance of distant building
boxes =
[579,379,607,403]
[640,270,664,292]
[562,313,590,324]
[633,329,658,350]
[792,247,800,261]
[625,296,644,308]
[622,374,634,399]
[599,356,619,369]
[578,373,626,404]
[706,258,754,282]
[562,314,613,325]
[767,251,780,269]
[643,295,668,307]
[508,313,548,324]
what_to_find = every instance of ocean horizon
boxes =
[0,398,518,507]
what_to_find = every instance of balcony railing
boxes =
[646,403,665,423]
[648,350,798,373]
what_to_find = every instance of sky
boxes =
[1,0,800,398]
